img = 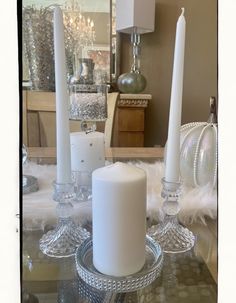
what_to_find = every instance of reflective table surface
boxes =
[23,150,217,302]
[22,222,217,303]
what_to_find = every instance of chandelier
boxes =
[63,0,96,56]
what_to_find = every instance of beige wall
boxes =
[120,0,217,146]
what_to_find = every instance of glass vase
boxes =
[69,83,107,122]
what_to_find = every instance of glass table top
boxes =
[22,225,217,303]
[22,154,217,302]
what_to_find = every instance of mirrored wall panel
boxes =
[23,0,119,91]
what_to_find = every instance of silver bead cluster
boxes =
[23,6,55,91]
[69,93,107,121]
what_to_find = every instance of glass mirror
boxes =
[22,0,120,90]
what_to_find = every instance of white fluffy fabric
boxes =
[23,161,217,230]
[128,161,217,225]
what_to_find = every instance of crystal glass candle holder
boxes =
[72,171,92,202]
[39,181,90,258]
[148,178,195,253]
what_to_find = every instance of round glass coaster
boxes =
[75,236,163,292]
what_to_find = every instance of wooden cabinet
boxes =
[22,90,82,148]
[23,91,151,148]
[112,94,151,147]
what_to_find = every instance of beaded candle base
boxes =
[75,236,163,292]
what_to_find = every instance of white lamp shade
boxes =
[116,0,155,34]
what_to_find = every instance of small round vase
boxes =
[117,72,146,94]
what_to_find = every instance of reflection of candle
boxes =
[54,6,71,183]
[70,131,105,172]
[92,162,147,276]
[165,8,186,183]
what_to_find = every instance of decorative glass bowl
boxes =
[75,236,163,292]
[69,84,107,121]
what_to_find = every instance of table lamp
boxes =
[116,0,155,93]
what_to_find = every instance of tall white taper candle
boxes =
[54,6,71,183]
[92,162,147,276]
[165,8,186,183]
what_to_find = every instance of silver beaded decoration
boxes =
[23,6,55,91]
[69,84,107,121]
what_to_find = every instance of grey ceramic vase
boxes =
[117,72,147,93]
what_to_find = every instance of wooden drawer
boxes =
[112,94,151,147]
[118,108,144,131]
[118,132,144,147]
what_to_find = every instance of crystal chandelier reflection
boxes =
[63,0,96,79]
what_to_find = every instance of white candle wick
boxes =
[181,7,185,16]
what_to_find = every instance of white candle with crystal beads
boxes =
[70,131,105,172]
[165,8,186,183]
[92,162,147,276]
[54,6,71,183]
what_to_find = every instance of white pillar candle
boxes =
[92,162,147,276]
[165,8,186,183]
[70,131,105,172]
[54,6,71,183]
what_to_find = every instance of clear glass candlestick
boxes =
[72,171,92,202]
[148,178,195,253]
[39,181,90,258]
